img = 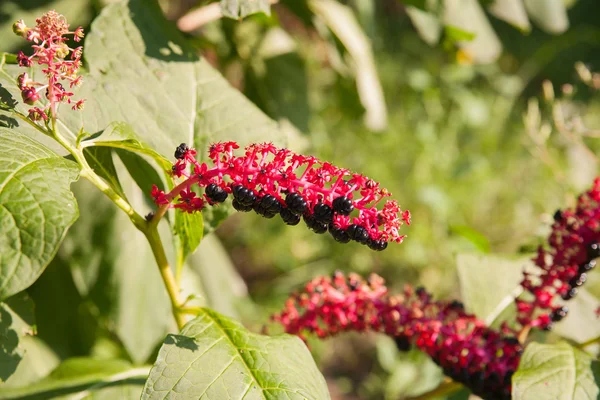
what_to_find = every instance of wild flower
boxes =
[13,11,84,121]
[152,142,410,250]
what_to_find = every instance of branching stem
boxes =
[24,109,190,330]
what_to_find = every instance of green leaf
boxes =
[309,0,388,131]
[82,122,172,174]
[0,358,150,400]
[0,129,80,300]
[512,342,600,400]
[443,0,502,63]
[456,254,527,325]
[0,336,60,390]
[174,211,204,265]
[186,234,248,318]
[553,289,600,344]
[82,147,127,201]
[116,149,167,206]
[524,0,569,34]
[405,6,443,46]
[0,292,35,382]
[488,0,531,32]
[444,26,477,42]
[142,308,330,399]
[221,0,272,19]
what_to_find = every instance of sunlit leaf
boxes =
[0,358,149,400]
[524,0,569,34]
[456,253,528,325]
[0,129,79,300]
[142,308,330,399]
[221,0,271,19]
[513,342,600,400]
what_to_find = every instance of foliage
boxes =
[0,0,600,399]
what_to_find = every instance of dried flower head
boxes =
[517,178,600,330]
[13,11,85,122]
[272,272,522,400]
[151,142,410,250]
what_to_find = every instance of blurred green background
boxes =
[2,0,600,398]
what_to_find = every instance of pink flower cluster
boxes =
[516,178,600,330]
[272,272,522,400]
[13,11,85,121]
[151,142,410,250]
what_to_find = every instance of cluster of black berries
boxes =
[230,185,388,251]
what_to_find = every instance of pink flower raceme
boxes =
[151,142,410,250]
[272,273,522,400]
[13,11,85,121]
[516,178,600,330]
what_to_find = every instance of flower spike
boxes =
[13,11,85,121]
[272,273,521,400]
[516,177,600,330]
[153,142,410,250]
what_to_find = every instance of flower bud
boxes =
[12,20,28,38]
[55,43,70,59]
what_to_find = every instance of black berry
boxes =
[174,143,188,159]
[553,209,563,222]
[588,243,600,260]
[280,208,301,225]
[329,225,351,243]
[285,193,307,215]
[304,214,327,234]
[332,196,354,215]
[394,336,410,351]
[580,260,596,272]
[562,287,578,300]
[568,273,587,288]
[346,224,369,244]
[205,183,227,203]
[313,203,333,224]
[257,195,282,214]
[550,306,568,322]
[232,184,256,206]
[367,239,388,251]
[448,300,464,311]
[232,199,253,212]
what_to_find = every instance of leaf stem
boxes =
[579,335,600,348]
[144,226,187,329]
[406,380,463,400]
[44,119,187,330]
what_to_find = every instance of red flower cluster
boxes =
[516,178,600,330]
[272,272,522,400]
[13,11,85,121]
[151,142,410,250]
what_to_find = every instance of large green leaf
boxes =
[523,0,569,34]
[221,0,272,19]
[553,288,600,344]
[0,292,34,382]
[0,358,150,400]
[456,253,527,325]
[0,129,80,300]
[142,308,330,399]
[513,342,600,400]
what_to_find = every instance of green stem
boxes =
[406,380,463,400]
[579,335,600,348]
[144,226,187,330]
[43,118,187,330]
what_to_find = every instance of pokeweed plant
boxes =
[0,3,599,400]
